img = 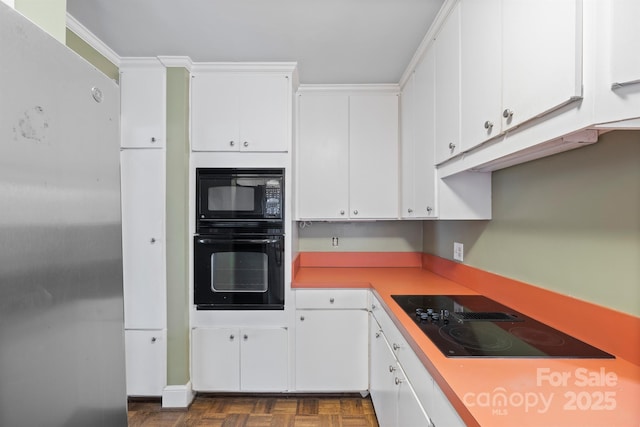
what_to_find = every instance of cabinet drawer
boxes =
[295,289,369,309]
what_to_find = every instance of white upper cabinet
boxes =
[191,66,294,152]
[609,0,640,88]
[434,2,461,164]
[459,0,502,152]
[349,94,399,219]
[120,61,166,148]
[501,0,582,131]
[296,93,350,219]
[595,0,640,126]
[296,89,399,220]
[458,0,583,152]
[401,48,437,219]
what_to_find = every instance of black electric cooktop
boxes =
[391,295,614,358]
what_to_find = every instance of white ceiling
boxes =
[66,0,444,84]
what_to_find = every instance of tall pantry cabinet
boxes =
[119,59,167,396]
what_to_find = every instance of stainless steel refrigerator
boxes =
[0,4,128,426]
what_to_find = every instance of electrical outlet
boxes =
[453,242,464,262]
[332,237,339,247]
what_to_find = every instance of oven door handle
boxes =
[196,238,281,245]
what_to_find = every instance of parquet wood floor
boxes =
[128,394,379,427]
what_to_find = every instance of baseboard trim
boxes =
[162,381,196,408]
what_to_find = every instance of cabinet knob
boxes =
[353,210,359,215]
[150,237,156,244]
[151,137,157,143]
[300,316,305,322]
[484,120,494,130]
[329,297,335,304]
[243,141,249,147]
[389,365,396,373]
[503,108,514,119]
[426,206,433,214]
[229,140,235,146]
[371,304,376,310]
[395,377,403,385]
[392,343,400,351]
[151,337,157,343]
[407,208,413,214]
[243,334,248,341]
[375,332,381,338]
[448,142,456,151]
[340,210,345,215]
[229,334,235,340]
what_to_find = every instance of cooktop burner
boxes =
[391,295,614,358]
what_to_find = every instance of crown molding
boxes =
[398,0,458,89]
[119,57,165,68]
[191,62,298,74]
[158,56,194,70]
[66,12,121,67]
[297,84,400,95]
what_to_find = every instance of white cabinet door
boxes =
[240,328,288,391]
[296,93,349,219]
[191,72,289,152]
[295,309,368,391]
[370,321,399,427]
[349,94,399,219]
[434,2,461,164]
[120,149,166,329]
[125,330,166,396]
[191,327,240,391]
[396,365,434,427]
[120,65,166,148]
[610,0,640,87]
[502,0,582,131]
[240,74,289,152]
[460,0,502,151]
[429,381,466,427]
[400,74,416,219]
[191,73,239,151]
[296,91,398,220]
[401,48,437,219]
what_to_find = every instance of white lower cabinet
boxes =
[370,319,433,427]
[294,289,369,391]
[397,364,434,427]
[125,330,167,396]
[370,323,397,427]
[369,295,465,427]
[191,327,288,392]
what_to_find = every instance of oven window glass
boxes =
[208,186,255,211]
[210,252,268,292]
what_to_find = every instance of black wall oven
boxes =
[194,168,285,310]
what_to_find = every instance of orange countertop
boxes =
[292,253,640,427]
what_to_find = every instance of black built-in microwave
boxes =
[196,168,283,231]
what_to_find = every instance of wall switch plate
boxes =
[332,237,339,247]
[453,242,464,262]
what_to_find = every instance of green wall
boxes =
[15,0,66,43]
[165,68,190,385]
[66,29,119,82]
[423,130,640,317]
